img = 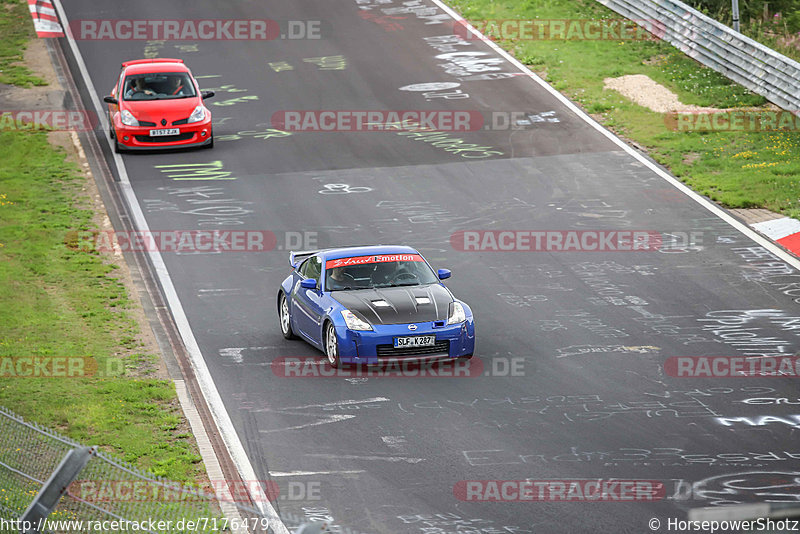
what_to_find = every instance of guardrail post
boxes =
[20,446,95,533]
[731,0,740,31]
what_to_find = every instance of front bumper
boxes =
[114,118,212,150]
[335,318,475,364]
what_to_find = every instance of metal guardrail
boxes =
[596,0,800,113]
[0,407,323,533]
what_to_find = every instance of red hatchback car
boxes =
[104,58,214,152]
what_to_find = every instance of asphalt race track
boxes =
[60,0,800,532]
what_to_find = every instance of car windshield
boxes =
[325,255,440,291]
[122,73,196,100]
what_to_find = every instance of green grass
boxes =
[0,129,202,480]
[0,0,203,483]
[449,0,800,218]
[0,0,46,86]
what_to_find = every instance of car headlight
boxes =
[187,105,206,124]
[447,302,466,325]
[120,110,139,127]
[341,310,372,331]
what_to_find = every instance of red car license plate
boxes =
[149,128,180,136]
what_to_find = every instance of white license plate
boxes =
[149,128,180,136]
[394,335,435,348]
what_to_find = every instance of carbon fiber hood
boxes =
[332,284,453,325]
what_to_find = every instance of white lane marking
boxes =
[219,348,245,363]
[174,381,249,534]
[51,2,288,531]
[345,378,368,384]
[197,288,244,297]
[255,398,389,432]
[254,397,390,412]
[427,0,800,272]
[381,436,407,450]
[259,414,356,433]
[305,454,425,464]
[270,470,365,477]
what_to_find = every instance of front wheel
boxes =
[278,292,296,340]
[324,322,341,368]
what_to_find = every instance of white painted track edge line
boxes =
[174,380,249,534]
[429,0,800,271]
[50,2,289,531]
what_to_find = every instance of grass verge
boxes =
[448,0,800,218]
[0,0,202,483]
[0,0,46,87]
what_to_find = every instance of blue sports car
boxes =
[277,245,475,367]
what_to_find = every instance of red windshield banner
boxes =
[325,254,424,269]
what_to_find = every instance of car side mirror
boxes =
[201,91,215,100]
[103,96,118,104]
[300,278,318,290]
[438,269,451,280]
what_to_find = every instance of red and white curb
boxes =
[751,216,800,258]
[27,0,64,37]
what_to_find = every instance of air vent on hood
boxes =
[415,297,431,304]
[372,300,390,307]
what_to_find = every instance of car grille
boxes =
[138,120,157,127]
[172,118,189,125]
[376,340,449,358]
[134,133,194,143]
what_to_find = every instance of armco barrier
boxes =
[596,0,800,113]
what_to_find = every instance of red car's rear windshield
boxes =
[122,72,196,100]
